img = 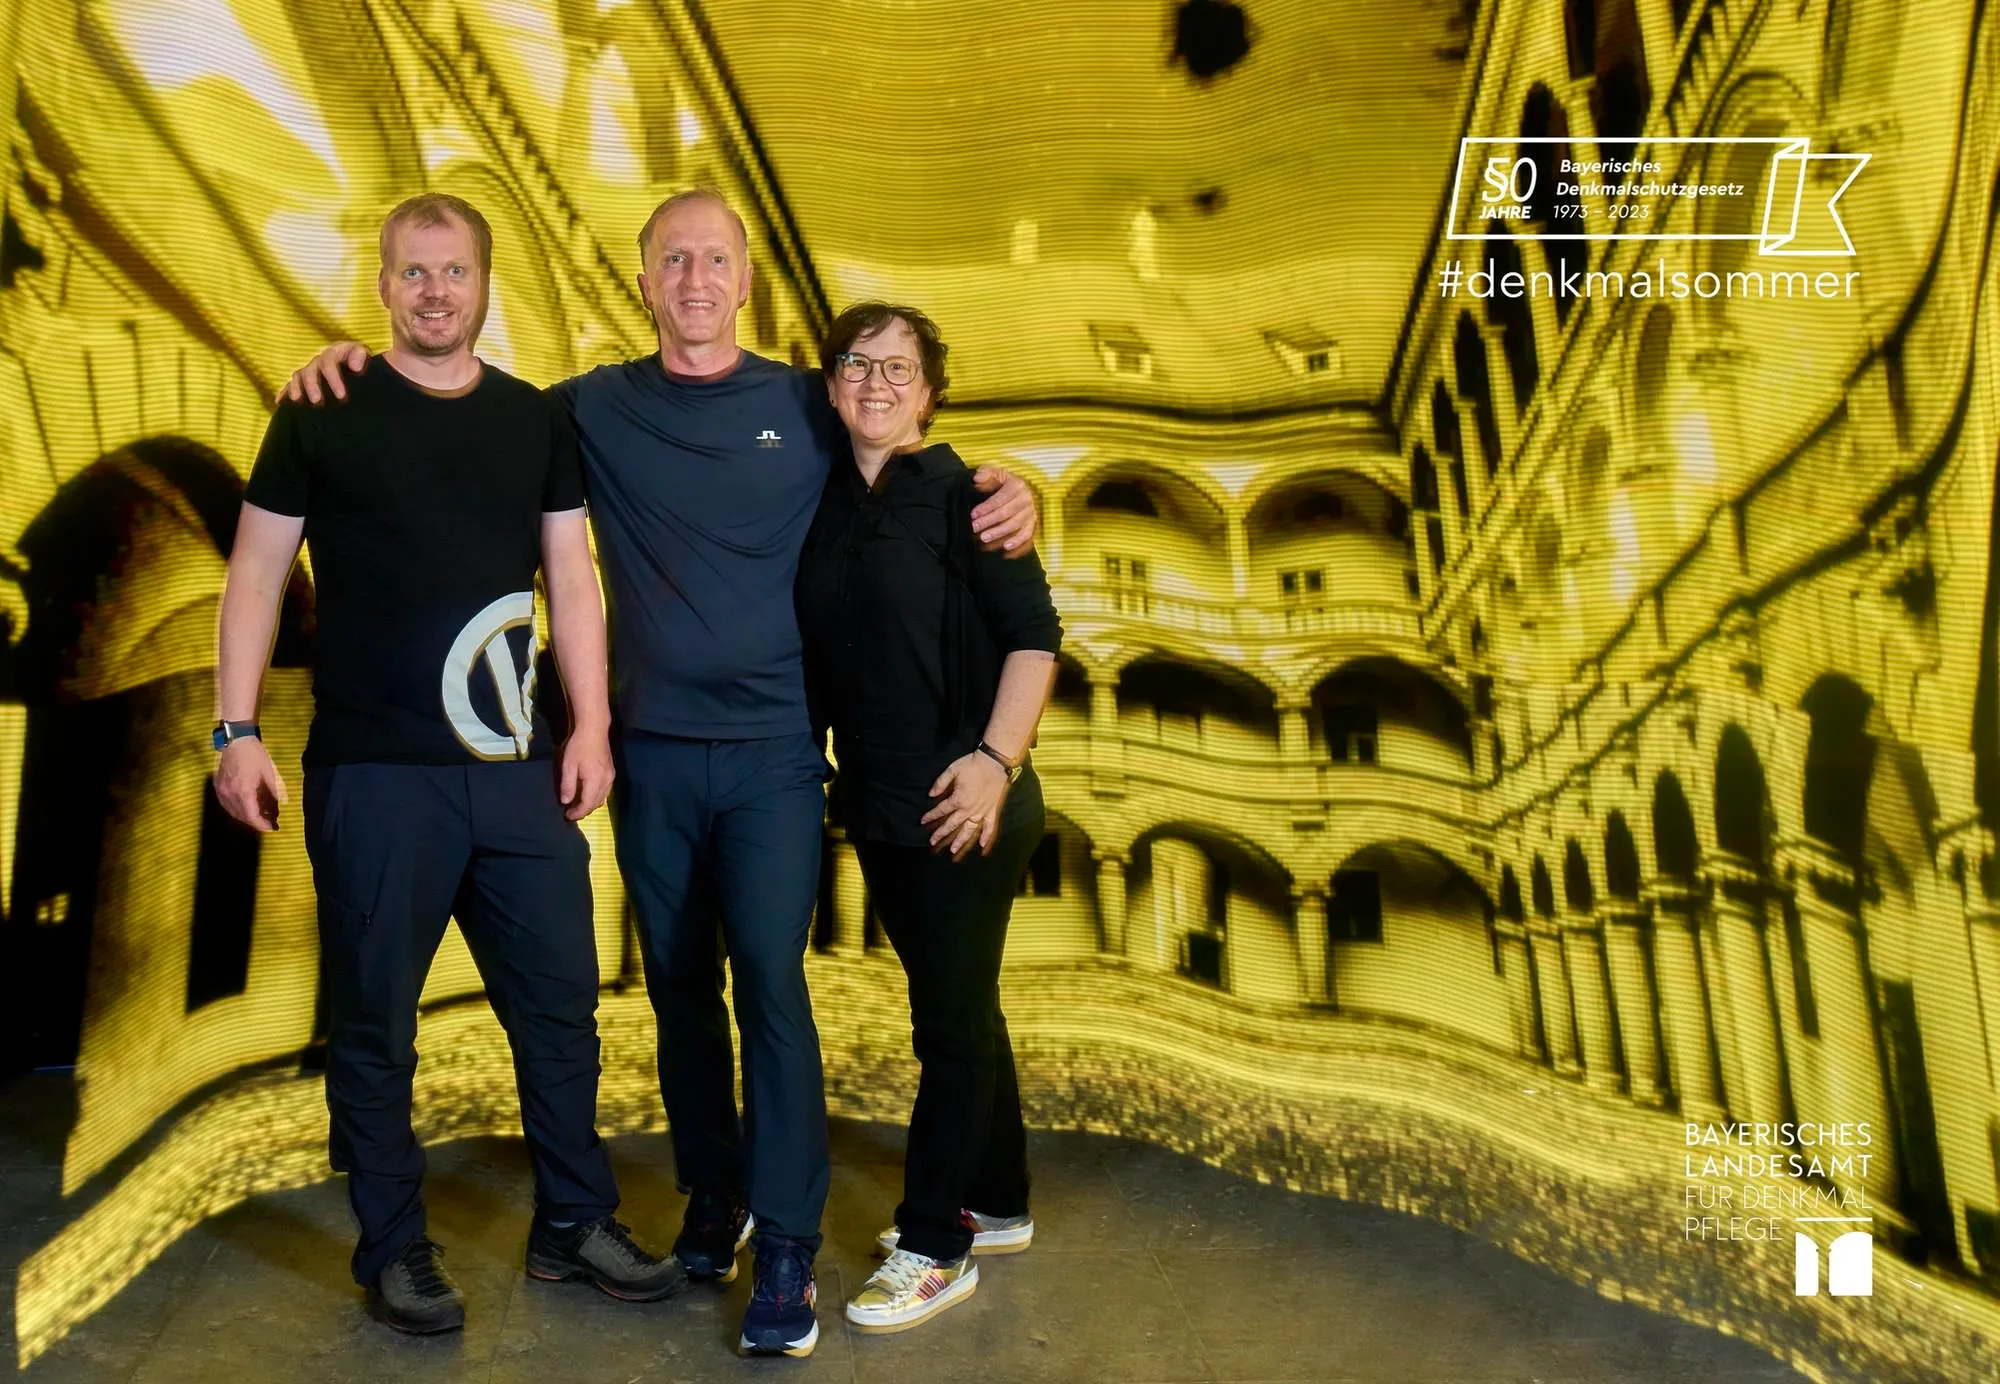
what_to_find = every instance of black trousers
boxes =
[855,769,1042,1263]
[303,761,619,1286]
[611,729,831,1249]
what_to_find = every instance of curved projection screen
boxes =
[3,2,1999,1379]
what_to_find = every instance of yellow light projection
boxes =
[3,1,1999,1379]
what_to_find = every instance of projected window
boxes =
[1325,706,1378,763]
[1175,856,1230,990]
[1264,329,1340,378]
[1090,325,1153,377]
[1017,833,1062,897]
[1327,870,1383,943]
[1181,931,1225,987]
[1103,554,1151,615]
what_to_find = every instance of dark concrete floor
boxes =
[2,1073,1806,1383]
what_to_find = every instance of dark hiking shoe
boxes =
[367,1237,465,1335]
[526,1216,688,1302]
[674,1188,753,1283]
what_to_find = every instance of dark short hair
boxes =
[822,302,951,433]
[379,193,492,275]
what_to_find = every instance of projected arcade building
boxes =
[2,0,1997,1377]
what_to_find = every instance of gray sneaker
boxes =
[367,1237,465,1334]
[525,1216,688,1302]
[874,1210,1034,1257]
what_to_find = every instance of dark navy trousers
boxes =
[611,729,830,1250]
[303,761,619,1285]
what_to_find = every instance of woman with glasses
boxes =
[795,302,1060,1333]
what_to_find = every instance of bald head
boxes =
[635,188,755,364]
[638,188,748,266]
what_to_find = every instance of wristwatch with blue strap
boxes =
[212,720,261,751]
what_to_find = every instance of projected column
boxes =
[1294,884,1330,1005]
[1529,919,1580,1074]
[1277,698,1312,760]
[1562,914,1620,1092]
[1966,904,2000,1105]
[1094,849,1129,958]
[1776,839,1900,1218]
[1703,853,1790,1124]
[1088,673,1125,795]
[1496,921,1541,1060]
[1648,880,1725,1122]
[1599,905,1666,1106]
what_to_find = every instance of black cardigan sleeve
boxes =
[955,467,1063,656]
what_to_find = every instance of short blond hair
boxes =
[379,193,492,275]
[637,188,748,265]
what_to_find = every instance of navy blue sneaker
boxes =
[738,1234,818,1356]
[674,1188,753,1283]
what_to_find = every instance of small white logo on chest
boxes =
[755,429,783,448]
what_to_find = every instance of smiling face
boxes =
[637,196,752,353]
[827,317,934,454]
[378,214,484,359]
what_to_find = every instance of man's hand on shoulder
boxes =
[279,342,371,405]
[970,464,1040,555]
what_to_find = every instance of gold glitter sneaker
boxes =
[844,1249,978,1333]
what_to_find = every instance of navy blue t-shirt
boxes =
[555,352,843,738]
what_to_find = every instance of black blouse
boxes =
[795,442,1062,846]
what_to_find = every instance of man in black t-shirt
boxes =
[214,195,684,1334]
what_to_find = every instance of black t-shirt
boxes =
[245,358,586,767]
[796,443,1061,845]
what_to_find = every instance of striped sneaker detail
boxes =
[844,1250,978,1333]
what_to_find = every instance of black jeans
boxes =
[854,768,1042,1262]
[304,761,620,1286]
[611,728,832,1251]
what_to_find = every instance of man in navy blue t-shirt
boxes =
[284,188,1038,1357]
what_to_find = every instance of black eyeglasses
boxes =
[835,353,919,386]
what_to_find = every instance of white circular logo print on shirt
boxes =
[441,590,539,760]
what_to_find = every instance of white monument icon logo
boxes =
[1794,1231,1872,1297]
